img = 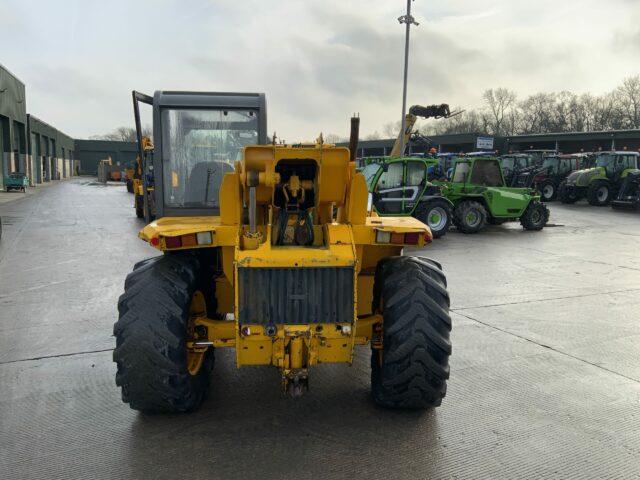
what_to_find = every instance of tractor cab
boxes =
[451,157,505,187]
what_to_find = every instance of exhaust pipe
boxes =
[349,114,360,163]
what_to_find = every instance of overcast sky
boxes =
[2,0,639,140]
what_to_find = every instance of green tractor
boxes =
[363,157,453,238]
[558,151,640,206]
[443,156,549,233]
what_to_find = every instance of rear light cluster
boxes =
[375,230,423,245]
[162,231,213,249]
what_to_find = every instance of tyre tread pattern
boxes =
[113,253,213,413]
[453,200,487,234]
[371,256,451,408]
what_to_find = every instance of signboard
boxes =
[476,136,494,150]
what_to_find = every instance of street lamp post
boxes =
[398,0,419,157]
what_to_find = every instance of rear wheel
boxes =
[587,181,611,206]
[453,200,486,234]
[520,201,549,231]
[414,199,452,239]
[371,256,451,408]
[558,181,578,204]
[113,253,214,413]
[540,180,557,202]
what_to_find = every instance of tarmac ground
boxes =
[1,178,639,479]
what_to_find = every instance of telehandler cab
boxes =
[113,91,452,412]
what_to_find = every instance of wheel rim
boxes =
[428,207,448,231]
[465,209,481,228]
[597,186,608,201]
[543,184,554,198]
[186,290,207,376]
[531,209,542,224]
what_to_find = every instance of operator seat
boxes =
[184,160,234,206]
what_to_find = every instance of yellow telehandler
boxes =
[113,91,451,412]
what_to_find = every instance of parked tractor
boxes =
[499,153,541,188]
[611,170,640,210]
[532,153,584,201]
[444,157,549,233]
[558,151,640,206]
[362,157,453,238]
[113,90,452,412]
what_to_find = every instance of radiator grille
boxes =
[238,267,354,325]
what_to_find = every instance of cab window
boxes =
[376,162,403,189]
[406,161,426,186]
[470,160,504,187]
[619,155,637,170]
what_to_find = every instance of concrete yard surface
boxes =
[1,178,640,479]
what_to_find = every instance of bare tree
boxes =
[616,75,640,128]
[90,125,152,142]
[382,121,401,138]
[325,133,348,143]
[482,88,517,136]
[364,131,382,140]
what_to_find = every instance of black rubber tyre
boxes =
[113,253,214,413]
[558,181,578,204]
[414,198,452,239]
[135,195,144,218]
[539,180,557,202]
[453,200,487,234]
[587,180,611,206]
[371,256,451,409]
[520,200,550,231]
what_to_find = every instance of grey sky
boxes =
[2,0,639,140]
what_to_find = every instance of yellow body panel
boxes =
[138,144,432,390]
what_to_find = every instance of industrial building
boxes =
[73,140,137,175]
[341,130,640,158]
[0,63,75,190]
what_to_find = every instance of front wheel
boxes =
[371,256,451,408]
[540,180,557,202]
[414,199,452,239]
[113,253,215,413]
[520,201,549,231]
[587,181,611,206]
[453,200,487,234]
[558,181,578,204]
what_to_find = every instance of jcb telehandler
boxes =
[113,91,452,412]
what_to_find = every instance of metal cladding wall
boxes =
[0,63,28,188]
[74,140,137,175]
[28,115,75,184]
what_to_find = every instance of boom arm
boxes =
[389,104,452,158]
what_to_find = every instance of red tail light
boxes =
[404,232,420,245]
[164,236,182,248]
